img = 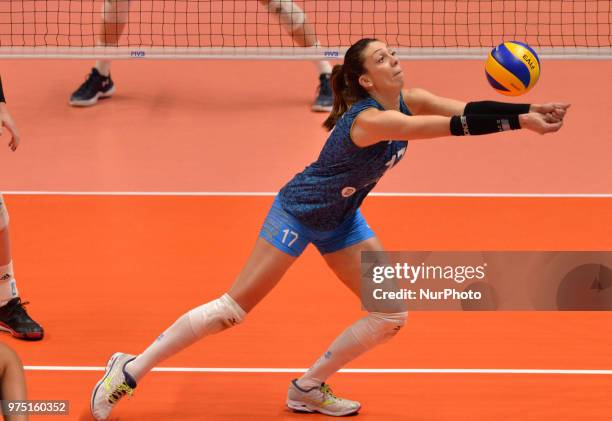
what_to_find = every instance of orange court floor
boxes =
[0,57,611,420]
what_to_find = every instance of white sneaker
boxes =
[90,352,137,421]
[286,379,361,416]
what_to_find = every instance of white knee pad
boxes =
[266,0,306,33]
[353,311,408,350]
[187,293,246,338]
[0,195,8,231]
[102,0,130,24]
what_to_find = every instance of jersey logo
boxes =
[341,187,357,197]
[385,146,407,169]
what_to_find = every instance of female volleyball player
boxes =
[0,78,44,341]
[0,342,28,421]
[90,38,569,420]
[70,0,334,111]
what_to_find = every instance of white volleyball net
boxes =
[1,1,611,59]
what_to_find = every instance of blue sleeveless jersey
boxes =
[278,94,411,231]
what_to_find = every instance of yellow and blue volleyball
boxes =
[485,41,541,96]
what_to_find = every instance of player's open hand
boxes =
[519,112,564,135]
[0,102,20,151]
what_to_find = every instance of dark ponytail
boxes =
[322,38,378,131]
[322,64,348,131]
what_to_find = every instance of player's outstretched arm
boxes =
[352,108,452,146]
[351,104,567,146]
[403,88,467,116]
[404,88,570,125]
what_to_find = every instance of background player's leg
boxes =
[0,227,18,306]
[70,0,128,106]
[0,342,28,421]
[259,0,333,112]
[97,0,130,74]
[0,196,43,340]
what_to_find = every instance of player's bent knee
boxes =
[368,311,408,345]
[187,293,247,338]
[102,0,129,23]
[373,310,408,328]
[266,0,306,33]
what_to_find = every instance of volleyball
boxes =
[485,41,541,96]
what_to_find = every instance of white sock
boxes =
[125,294,245,382]
[298,323,368,389]
[310,42,332,75]
[298,312,406,389]
[95,60,112,76]
[125,313,197,381]
[0,261,18,307]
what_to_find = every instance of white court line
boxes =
[23,366,612,375]
[3,191,612,198]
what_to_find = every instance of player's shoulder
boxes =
[402,87,436,115]
[354,106,383,119]
[342,98,383,125]
[402,87,435,103]
[352,106,385,126]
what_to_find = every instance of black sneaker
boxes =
[311,73,333,113]
[0,297,44,340]
[70,68,116,107]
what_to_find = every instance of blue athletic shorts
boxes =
[259,197,375,257]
